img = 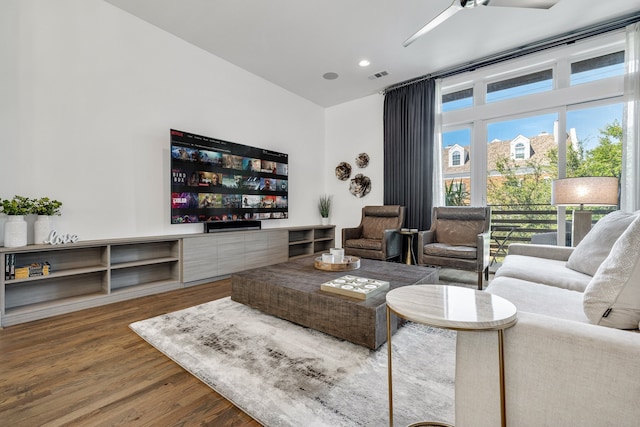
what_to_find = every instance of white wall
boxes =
[324,94,384,246]
[1,0,325,243]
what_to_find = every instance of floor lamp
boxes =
[551,177,619,246]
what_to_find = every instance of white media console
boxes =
[0,225,335,327]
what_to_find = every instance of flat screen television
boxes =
[170,129,288,229]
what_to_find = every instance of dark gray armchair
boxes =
[342,205,405,261]
[417,206,491,290]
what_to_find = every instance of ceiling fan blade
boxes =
[403,1,463,47]
[484,0,559,9]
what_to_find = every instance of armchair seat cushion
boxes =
[423,243,477,260]
[345,238,382,251]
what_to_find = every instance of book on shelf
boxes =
[5,258,51,280]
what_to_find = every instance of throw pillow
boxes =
[567,210,638,276]
[583,215,640,329]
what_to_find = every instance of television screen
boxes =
[170,129,288,225]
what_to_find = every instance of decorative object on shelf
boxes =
[44,230,79,245]
[355,152,370,168]
[349,174,371,198]
[1,196,34,248]
[335,162,352,181]
[32,197,63,244]
[318,194,332,225]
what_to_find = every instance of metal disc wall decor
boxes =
[355,153,369,168]
[335,162,352,181]
[349,174,371,198]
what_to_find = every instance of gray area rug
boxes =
[130,297,455,427]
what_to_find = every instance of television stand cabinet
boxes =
[0,225,335,327]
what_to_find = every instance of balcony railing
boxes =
[488,204,616,263]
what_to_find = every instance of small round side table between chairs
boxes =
[386,285,518,427]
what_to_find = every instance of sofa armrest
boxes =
[507,242,574,261]
[456,312,640,427]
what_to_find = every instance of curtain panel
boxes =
[622,22,640,212]
[383,78,436,231]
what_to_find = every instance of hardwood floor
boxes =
[0,279,261,426]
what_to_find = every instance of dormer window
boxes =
[510,135,531,160]
[448,144,465,167]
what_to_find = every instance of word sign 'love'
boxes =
[44,230,79,245]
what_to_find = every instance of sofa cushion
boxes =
[361,217,398,240]
[494,254,592,292]
[344,238,382,251]
[583,216,640,329]
[434,219,483,247]
[423,243,477,259]
[567,210,638,277]
[488,277,588,323]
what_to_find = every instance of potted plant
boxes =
[33,197,63,216]
[0,195,35,247]
[33,197,63,244]
[318,194,332,225]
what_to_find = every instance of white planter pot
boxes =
[321,217,329,226]
[4,215,28,247]
[34,215,52,245]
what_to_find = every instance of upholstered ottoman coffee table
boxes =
[231,256,438,349]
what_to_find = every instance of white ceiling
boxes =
[105,0,640,108]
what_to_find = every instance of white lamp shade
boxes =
[551,177,619,206]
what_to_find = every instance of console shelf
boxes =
[1,237,181,327]
[0,226,334,327]
[288,225,335,260]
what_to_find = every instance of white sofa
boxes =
[455,211,640,427]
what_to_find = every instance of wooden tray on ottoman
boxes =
[314,256,360,271]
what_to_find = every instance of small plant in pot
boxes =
[0,195,34,247]
[318,194,332,224]
[0,195,35,216]
[33,197,63,216]
[32,197,63,244]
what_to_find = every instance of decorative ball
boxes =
[349,174,371,198]
[355,153,370,168]
[335,162,352,181]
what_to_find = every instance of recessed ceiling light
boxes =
[358,59,371,68]
[323,72,339,80]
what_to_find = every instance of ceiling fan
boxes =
[403,0,560,47]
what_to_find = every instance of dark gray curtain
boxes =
[383,78,436,231]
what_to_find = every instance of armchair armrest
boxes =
[475,231,491,270]
[382,228,402,258]
[507,243,573,261]
[416,230,435,250]
[342,226,363,245]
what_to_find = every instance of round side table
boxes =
[386,285,517,427]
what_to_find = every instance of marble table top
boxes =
[386,284,517,331]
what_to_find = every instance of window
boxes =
[486,69,553,103]
[442,88,473,112]
[452,151,461,166]
[571,51,625,86]
[440,30,625,208]
[514,143,525,160]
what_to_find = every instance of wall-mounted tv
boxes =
[170,129,288,229]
